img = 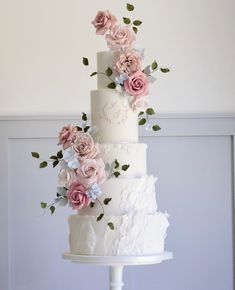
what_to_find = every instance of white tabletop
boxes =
[62,251,173,266]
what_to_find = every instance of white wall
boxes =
[1,0,235,116]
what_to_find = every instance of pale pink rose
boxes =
[92,11,117,35]
[124,71,149,97]
[58,125,77,150]
[114,50,142,75]
[73,132,100,160]
[67,182,90,210]
[129,96,149,112]
[76,158,106,188]
[106,25,136,51]
[58,169,77,188]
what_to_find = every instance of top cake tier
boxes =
[97,51,119,89]
[90,51,139,143]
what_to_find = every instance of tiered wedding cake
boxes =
[32,4,170,257]
[69,51,169,255]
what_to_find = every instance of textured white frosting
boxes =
[98,143,147,177]
[97,51,119,89]
[78,175,157,216]
[69,212,169,255]
[91,89,138,143]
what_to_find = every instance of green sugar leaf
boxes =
[127,3,134,11]
[90,72,97,77]
[122,164,130,171]
[39,161,48,168]
[76,126,83,131]
[57,150,63,159]
[114,159,120,169]
[138,111,144,117]
[82,57,89,66]
[49,155,58,160]
[31,152,40,158]
[133,20,142,26]
[133,26,138,34]
[84,126,90,133]
[152,125,161,131]
[151,61,158,70]
[97,213,104,222]
[53,160,59,168]
[146,108,155,115]
[106,67,113,77]
[113,171,121,178]
[104,198,112,205]
[123,17,131,24]
[49,205,55,215]
[40,202,47,209]
[107,82,116,89]
[82,112,87,121]
[107,222,114,230]
[138,118,146,126]
[160,68,170,73]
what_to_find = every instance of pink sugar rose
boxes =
[106,25,136,51]
[92,10,117,35]
[67,182,90,210]
[129,95,149,112]
[73,132,100,160]
[58,169,77,188]
[76,158,106,188]
[124,71,149,97]
[58,125,77,150]
[114,50,142,75]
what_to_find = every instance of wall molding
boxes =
[0,112,235,121]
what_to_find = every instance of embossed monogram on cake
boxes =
[100,101,130,124]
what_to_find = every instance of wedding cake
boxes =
[32,3,170,256]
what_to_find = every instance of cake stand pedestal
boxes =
[63,252,173,290]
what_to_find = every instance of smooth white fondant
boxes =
[90,89,138,143]
[69,212,169,256]
[78,175,157,216]
[97,51,119,89]
[98,143,147,177]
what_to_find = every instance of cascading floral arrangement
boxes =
[32,113,129,230]
[83,3,170,131]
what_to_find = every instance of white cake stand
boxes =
[63,252,173,290]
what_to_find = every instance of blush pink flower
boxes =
[58,125,77,150]
[58,169,77,188]
[106,25,136,51]
[92,11,117,35]
[124,71,149,97]
[114,50,142,75]
[67,182,90,210]
[73,132,100,160]
[76,158,106,188]
[129,95,149,112]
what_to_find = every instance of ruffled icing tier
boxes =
[77,175,158,216]
[69,211,169,255]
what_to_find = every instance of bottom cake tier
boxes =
[69,212,169,256]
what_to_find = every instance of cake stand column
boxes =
[109,265,124,290]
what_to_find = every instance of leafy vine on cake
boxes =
[32,113,130,230]
[83,3,170,131]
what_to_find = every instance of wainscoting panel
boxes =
[0,115,234,290]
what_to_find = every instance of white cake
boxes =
[68,51,169,256]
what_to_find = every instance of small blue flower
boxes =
[63,147,80,169]
[87,183,103,202]
[115,74,129,85]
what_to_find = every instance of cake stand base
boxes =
[63,252,173,290]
